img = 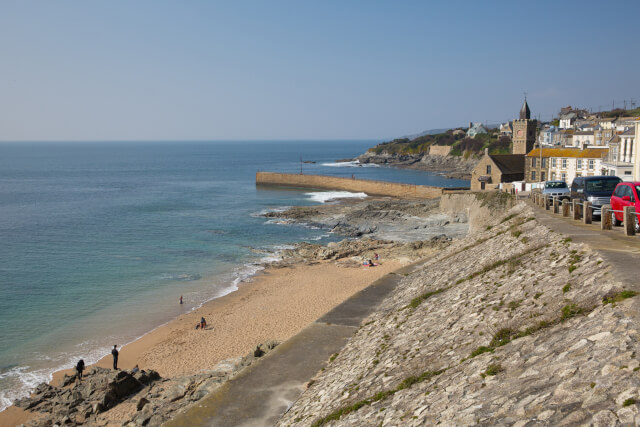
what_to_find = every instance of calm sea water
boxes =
[0,140,468,409]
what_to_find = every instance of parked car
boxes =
[541,180,570,200]
[570,176,622,217]
[610,181,640,231]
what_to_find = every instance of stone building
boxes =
[512,99,537,155]
[470,150,525,191]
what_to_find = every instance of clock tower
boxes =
[512,98,537,154]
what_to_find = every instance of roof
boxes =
[574,131,594,135]
[621,128,635,136]
[526,147,608,158]
[520,99,531,120]
[560,112,576,120]
[488,154,525,174]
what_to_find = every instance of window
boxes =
[561,173,566,181]
[588,159,594,170]
[577,159,582,169]
[486,165,491,174]
[531,171,536,181]
[541,172,546,181]
[481,182,486,190]
[625,171,633,175]
[562,158,567,169]
[532,158,537,167]
[541,158,547,167]
[551,172,556,180]
[551,158,557,167]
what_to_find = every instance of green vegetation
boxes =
[311,369,446,426]
[623,398,637,407]
[561,303,584,320]
[602,290,639,305]
[484,363,504,376]
[597,107,640,119]
[367,128,511,157]
[329,353,338,362]
[406,288,447,310]
[562,283,571,294]
[468,302,591,360]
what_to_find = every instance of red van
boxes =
[610,182,640,231]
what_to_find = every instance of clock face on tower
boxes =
[517,130,523,137]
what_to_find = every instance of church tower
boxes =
[512,98,537,154]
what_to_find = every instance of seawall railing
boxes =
[531,192,638,236]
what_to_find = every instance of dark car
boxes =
[610,181,640,231]
[570,176,622,217]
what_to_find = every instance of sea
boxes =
[0,140,469,410]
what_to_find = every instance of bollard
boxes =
[562,199,570,217]
[601,205,612,230]
[533,193,538,204]
[553,197,559,214]
[541,194,546,208]
[624,206,636,236]
[544,195,550,210]
[572,200,581,220]
[583,201,592,224]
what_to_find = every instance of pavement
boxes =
[165,262,419,427]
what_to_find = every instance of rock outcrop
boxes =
[278,202,640,426]
[16,341,279,426]
[354,152,479,180]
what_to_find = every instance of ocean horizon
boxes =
[0,140,469,410]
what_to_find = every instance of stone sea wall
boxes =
[279,200,640,426]
[256,172,467,199]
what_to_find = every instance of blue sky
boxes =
[1,0,638,141]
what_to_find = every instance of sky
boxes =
[1,0,638,141]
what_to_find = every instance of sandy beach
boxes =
[3,258,402,426]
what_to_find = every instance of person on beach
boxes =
[132,364,140,374]
[368,259,375,267]
[179,295,183,305]
[111,345,119,370]
[200,317,207,330]
[374,253,379,261]
[75,359,85,383]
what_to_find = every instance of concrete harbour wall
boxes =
[256,172,467,199]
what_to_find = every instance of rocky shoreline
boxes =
[14,342,279,427]
[351,151,479,180]
[261,197,468,267]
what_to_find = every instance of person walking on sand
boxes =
[200,317,207,330]
[111,345,119,370]
[75,359,85,383]
[179,295,183,305]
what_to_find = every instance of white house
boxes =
[467,122,488,138]
[546,147,608,184]
[602,135,634,180]
[572,131,595,148]
[559,112,576,130]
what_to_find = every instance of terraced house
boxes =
[525,147,608,184]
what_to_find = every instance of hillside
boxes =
[279,195,640,426]
[368,128,512,157]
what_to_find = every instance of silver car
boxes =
[542,180,570,200]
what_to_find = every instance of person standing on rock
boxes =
[75,359,85,383]
[111,345,119,370]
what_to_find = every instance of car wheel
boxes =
[612,211,622,226]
